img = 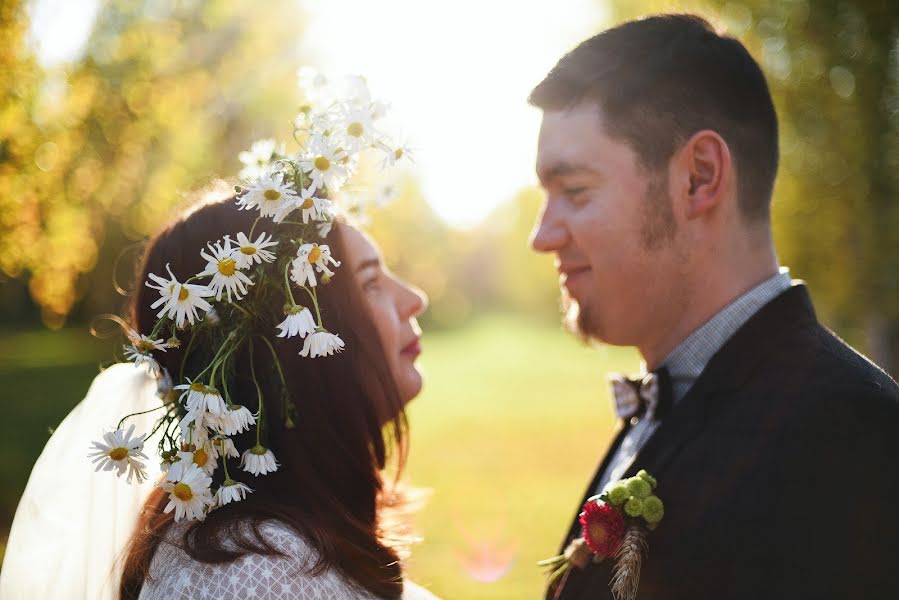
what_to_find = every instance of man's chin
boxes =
[562,292,599,343]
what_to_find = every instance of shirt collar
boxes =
[658,267,793,397]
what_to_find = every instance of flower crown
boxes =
[88,71,412,521]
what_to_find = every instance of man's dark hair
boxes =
[529,14,779,221]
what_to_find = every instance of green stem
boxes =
[249,339,264,446]
[301,285,323,326]
[228,299,252,318]
[194,333,238,382]
[179,329,198,382]
[220,438,231,481]
[116,403,169,431]
[283,262,298,306]
[256,335,288,390]
[249,216,263,239]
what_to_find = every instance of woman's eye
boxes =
[363,277,381,292]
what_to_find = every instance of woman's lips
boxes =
[401,338,422,358]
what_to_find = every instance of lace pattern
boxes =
[138,520,437,600]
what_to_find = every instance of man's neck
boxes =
[640,257,779,369]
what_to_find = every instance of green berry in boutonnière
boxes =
[626,477,652,499]
[642,495,664,526]
[624,496,644,517]
[636,469,657,488]
[608,483,630,505]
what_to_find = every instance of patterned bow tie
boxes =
[609,367,672,422]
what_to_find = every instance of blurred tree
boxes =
[608,0,899,373]
[1,0,308,328]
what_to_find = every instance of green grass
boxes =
[403,314,638,598]
[0,316,640,597]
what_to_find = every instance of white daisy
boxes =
[178,416,211,448]
[174,379,227,429]
[231,231,277,269]
[177,446,216,476]
[159,461,214,521]
[213,435,240,458]
[273,185,331,225]
[339,107,377,152]
[123,331,165,375]
[146,264,214,328]
[218,404,257,436]
[297,67,331,105]
[276,306,317,339]
[240,445,279,476]
[237,172,299,218]
[299,330,345,358]
[290,243,340,288]
[215,480,253,507]
[198,238,254,301]
[377,140,414,169]
[238,139,277,179]
[299,135,349,192]
[88,424,149,484]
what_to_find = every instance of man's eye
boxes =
[565,188,589,202]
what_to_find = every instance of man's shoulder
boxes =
[745,319,899,434]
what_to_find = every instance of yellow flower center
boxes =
[263,188,281,201]
[300,198,314,209]
[240,246,257,255]
[135,339,155,353]
[190,382,206,392]
[173,483,193,501]
[308,245,322,264]
[193,448,209,467]
[347,122,364,137]
[314,156,330,171]
[178,287,189,301]
[218,258,236,276]
[108,447,129,461]
[395,148,404,160]
[588,523,608,543]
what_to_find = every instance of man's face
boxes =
[531,103,683,347]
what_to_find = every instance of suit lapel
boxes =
[617,283,818,482]
[558,419,630,552]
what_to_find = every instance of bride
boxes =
[1,74,439,599]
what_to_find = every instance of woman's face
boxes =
[342,226,428,404]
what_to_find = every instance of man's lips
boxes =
[559,265,591,287]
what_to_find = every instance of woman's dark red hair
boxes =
[119,193,411,599]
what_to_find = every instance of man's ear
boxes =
[679,130,731,219]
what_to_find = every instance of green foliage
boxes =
[608,0,899,372]
[1,0,307,327]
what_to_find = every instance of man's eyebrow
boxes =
[355,258,381,273]
[537,162,600,184]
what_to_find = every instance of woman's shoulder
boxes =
[139,519,381,600]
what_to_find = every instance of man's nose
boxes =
[529,201,567,253]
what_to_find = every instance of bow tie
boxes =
[609,367,672,422]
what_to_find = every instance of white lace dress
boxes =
[138,520,438,600]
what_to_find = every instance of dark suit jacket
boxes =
[548,284,899,600]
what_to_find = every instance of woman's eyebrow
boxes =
[355,257,381,274]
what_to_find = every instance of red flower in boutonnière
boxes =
[579,500,625,557]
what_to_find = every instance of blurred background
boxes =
[1,0,896,597]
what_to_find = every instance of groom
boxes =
[529,14,899,600]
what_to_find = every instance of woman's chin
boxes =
[398,369,424,406]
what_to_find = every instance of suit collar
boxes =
[618,282,817,480]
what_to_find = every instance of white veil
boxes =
[0,363,163,599]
